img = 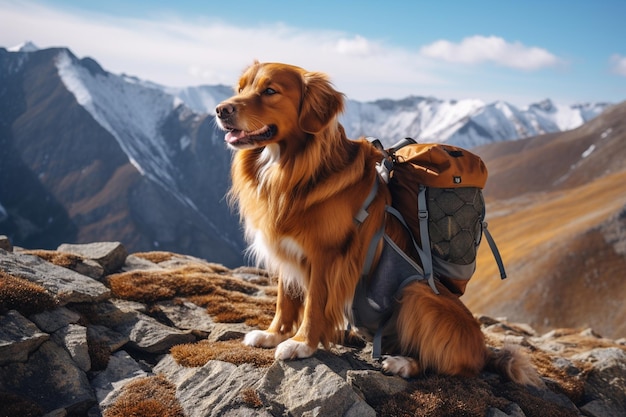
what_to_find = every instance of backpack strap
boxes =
[483,222,507,279]
[355,175,385,279]
[385,205,439,294]
[416,184,438,294]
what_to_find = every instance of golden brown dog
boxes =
[216,61,539,385]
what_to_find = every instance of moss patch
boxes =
[103,375,184,417]
[170,339,275,368]
[0,270,56,315]
[22,249,84,270]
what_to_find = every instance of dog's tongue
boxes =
[225,130,246,143]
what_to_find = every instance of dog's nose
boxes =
[215,102,235,119]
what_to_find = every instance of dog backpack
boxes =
[351,138,506,358]
[379,138,507,296]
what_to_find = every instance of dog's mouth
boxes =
[224,125,277,147]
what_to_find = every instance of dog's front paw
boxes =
[274,338,316,360]
[381,355,419,378]
[243,330,288,348]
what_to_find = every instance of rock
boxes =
[57,241,127,274]
[156,299,215,336]
[51,323,91,372]
[121,254,164,272]
[0,235,12,251]
[0,250,110,304]
[120,313,196,353]
[0,310,49,365]
[30,306,81,333]
[89,300,196,354]
[257,355,376,417]
[154,355,269,417]
[572,348,626,417]
[71,258,105,280]
[0,340,96,414]
[91,350,151,407]
[87,324,129,352]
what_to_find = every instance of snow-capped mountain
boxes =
[162,80,609,150]
[332,97,606,149]
[0,44,245,265]
[0,43,613,263]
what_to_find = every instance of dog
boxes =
[216,61,540,385]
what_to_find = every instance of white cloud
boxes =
[609,54,626,77]
[0,1,577,105]
[420,35,561,71]
[335,35,376,56]
[0,1,446,101]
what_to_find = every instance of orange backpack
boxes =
[375,138,506,295]
[352,138,506,357]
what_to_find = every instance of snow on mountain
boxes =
[342,96,610,148]
[164,85,234,115]
[163,82,609,149]
[54,50,201,214]
[8,41,39,53]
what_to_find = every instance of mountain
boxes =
[0,43,614,270]
[465,101,626,339]
[0,45,245,266]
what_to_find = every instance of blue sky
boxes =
[1,0,625,106]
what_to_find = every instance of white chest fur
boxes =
[248,229,307,298]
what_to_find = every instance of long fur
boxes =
[217,61,540,385]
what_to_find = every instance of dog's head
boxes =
[216,62,344,150]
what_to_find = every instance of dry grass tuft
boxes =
[103,375,184,417]
[0,270,56,315]
[241,387,264,408]
[170,339,275,368]
[106,264,257,303]
[189,288,275,328]
[22,249,84,270]
[131,251,176,263]
[529,348,587,404]
[371,373,579,417]
[0,392,44,417]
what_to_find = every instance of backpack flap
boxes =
[392,144,488,189]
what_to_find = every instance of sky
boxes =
[1,0,625,106]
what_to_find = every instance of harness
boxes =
[352,171,435,359]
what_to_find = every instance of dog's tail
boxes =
[485,343,543,387]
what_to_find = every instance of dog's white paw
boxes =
[381,355,418,378]
[274,339,315,360]
[243,330,287,348]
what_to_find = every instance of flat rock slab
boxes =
[0,310,49,365]
[0,250,111,304]
[57,241,127,274]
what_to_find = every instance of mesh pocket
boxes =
[427,188,485,265]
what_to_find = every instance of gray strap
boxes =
[416,185,438,293]
[355,175,379,224]
[385,205,439,294]
[360,225,385,279]
[483,222,507,279]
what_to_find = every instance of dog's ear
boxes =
[299,72,345,134]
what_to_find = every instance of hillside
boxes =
[465,101,626,339]
[1,240,625,416]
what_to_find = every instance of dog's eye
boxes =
[263,88,277,95]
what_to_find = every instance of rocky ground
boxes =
[1,236,625,417]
